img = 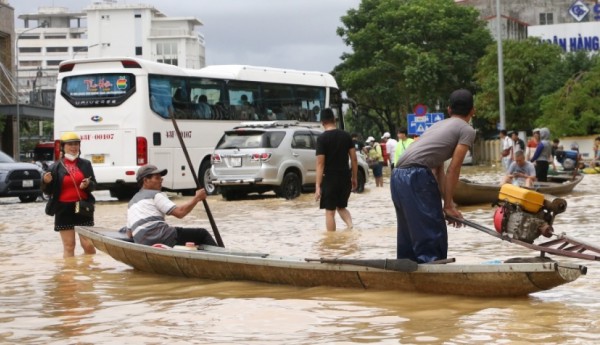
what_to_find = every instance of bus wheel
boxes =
[199,161,217,195]
[276,172,301,200]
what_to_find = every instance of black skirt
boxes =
[54,201,94,231]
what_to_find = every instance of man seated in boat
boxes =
[502,150,536,188]
[126,164,217,248]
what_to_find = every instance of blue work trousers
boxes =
[390,166,448,263]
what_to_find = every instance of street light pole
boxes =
[14,21,47,161]
[496,0,506,130]
[72,43,101,59]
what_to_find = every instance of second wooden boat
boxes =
[453,174,583,206]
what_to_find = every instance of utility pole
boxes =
[496,0,506,130]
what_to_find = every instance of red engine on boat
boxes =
[493,188,567,243]
[493,207,504,233]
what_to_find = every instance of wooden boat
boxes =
[453,174,583,206]
[76,226,587,297]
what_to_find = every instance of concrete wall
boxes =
[471,134,600,165]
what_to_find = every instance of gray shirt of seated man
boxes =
[504,151,536,187]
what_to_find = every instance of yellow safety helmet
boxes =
[60,132,81,143]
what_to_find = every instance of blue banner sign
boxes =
[407,113,444,136]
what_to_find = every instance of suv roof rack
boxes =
[236,120,300,129]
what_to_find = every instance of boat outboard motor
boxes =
[493,184,567,243]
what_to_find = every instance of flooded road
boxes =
[1,166,599,344]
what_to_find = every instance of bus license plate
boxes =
[23,180,33,188]
[231,157,242,167]
[92,155,105,164]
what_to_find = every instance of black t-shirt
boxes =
[353,139,364,152]
[316,129,353,177]
[516,138,525,151]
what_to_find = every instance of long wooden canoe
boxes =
[76,226,586,297]
[453,174,583,206]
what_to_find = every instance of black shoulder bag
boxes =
[62,160,95,217]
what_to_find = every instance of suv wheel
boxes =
[221,187,246,201]
[356,169,366,193]
[276,172,302,200]
[19,194,39,203]
[199,161,217,195]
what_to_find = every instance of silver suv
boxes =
[210,121,368,200]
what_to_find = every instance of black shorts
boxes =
[319,174,351,211]
[54,201,94,231]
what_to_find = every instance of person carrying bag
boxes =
[365,136,384,187]
[42,132,97,258]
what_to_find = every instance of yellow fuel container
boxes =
[498,184,544,213]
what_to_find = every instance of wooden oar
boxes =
[170,114,225,248]
[305,258,418,272]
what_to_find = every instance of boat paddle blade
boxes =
[306,258,418,272]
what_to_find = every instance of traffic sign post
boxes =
[407,113,444,136]
[413,104,428,117]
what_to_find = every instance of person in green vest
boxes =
[393,128,414,166]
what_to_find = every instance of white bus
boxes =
[54,57,342,199]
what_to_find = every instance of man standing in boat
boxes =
[391,89,476,263]
[126,164,217,247]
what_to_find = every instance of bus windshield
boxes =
[61,73,136,107]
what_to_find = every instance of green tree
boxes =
[538,60,600,136]
[335,0,492,136]
[474,38,564,133]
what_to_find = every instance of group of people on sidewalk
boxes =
[355,128,416,188]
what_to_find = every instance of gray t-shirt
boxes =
[507,161,536,177]
[127,189,178,246]
[397,117,476,169]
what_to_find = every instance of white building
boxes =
[84,2,205,68]
[15,1,205,107]
[16,6,86,106]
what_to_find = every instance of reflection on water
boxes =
[1,168,599,344]
[42,257,101,339]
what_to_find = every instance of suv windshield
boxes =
[216,130,286,149]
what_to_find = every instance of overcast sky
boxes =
[11,0,361,73]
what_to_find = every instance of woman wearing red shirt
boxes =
[42,132,97,258]
[526,128,540,160]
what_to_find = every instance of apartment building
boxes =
[14,1,205,107]
[457,0,600,52]
[0,0,14,106]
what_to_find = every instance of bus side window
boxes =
[192,94,212,119]
[172,88,193,119]
[213,102,228,120]
[151,95,172,118]
[282,102,300,121]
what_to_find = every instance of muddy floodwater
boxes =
[1,166,599,344]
